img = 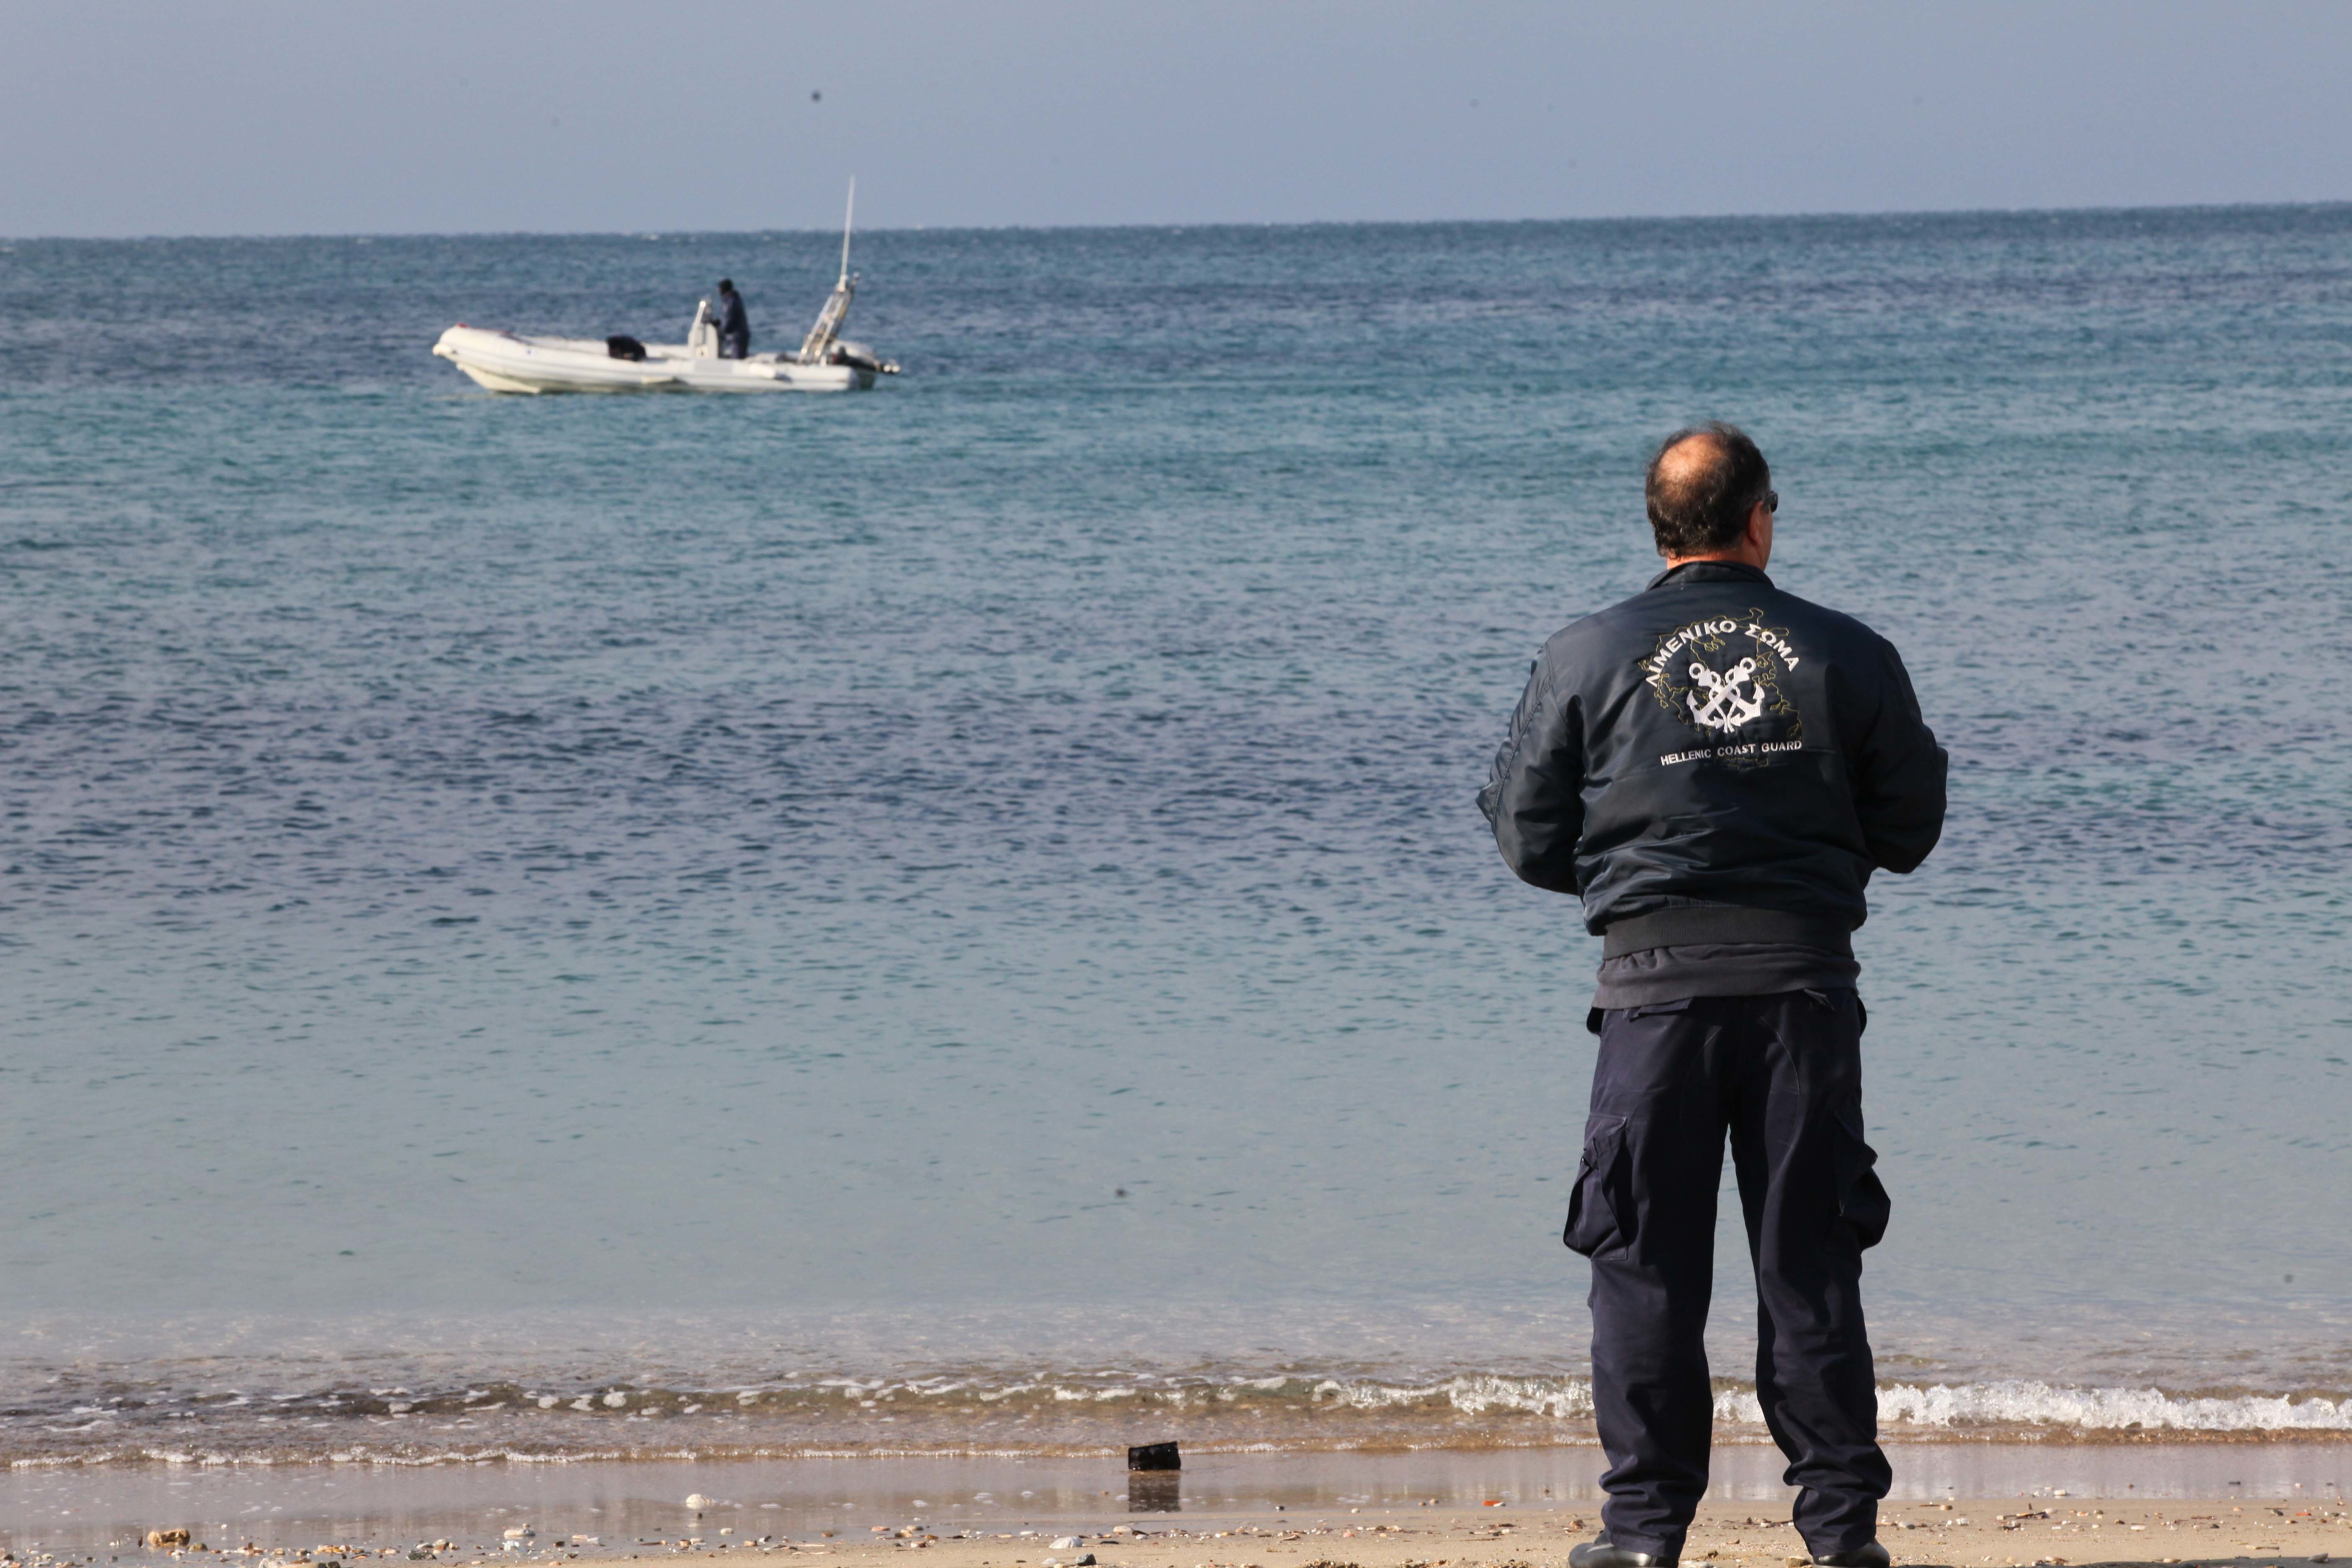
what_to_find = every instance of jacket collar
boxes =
[1647,559,1774,591]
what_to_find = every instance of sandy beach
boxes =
[656,1496,2340,1568]
[10,1494,2347,1568]
[7,1449,2348,1566]
[750,1498,2352,1568]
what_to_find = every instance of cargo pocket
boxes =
[1562,1114,1632,1259]
[1830,1101,1891,1250]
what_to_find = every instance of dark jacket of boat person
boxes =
[714,280,749,358]
[1479,423,1946,1568]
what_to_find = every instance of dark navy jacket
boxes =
[1478,561,1947,951]
[717,290,749,344]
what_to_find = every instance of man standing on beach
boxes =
[1479,425,1946,1568]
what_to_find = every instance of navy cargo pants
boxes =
[1567,990,1892,1562]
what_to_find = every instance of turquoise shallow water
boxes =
[1,209,2348,1460]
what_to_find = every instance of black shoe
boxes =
[1571,1536,1676,1568]
[1812,1544,1889,1568]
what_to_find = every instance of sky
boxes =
[5,1,2351,237]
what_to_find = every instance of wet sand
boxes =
[6,1449,2347,1564]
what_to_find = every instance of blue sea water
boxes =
[1,207,2348,1463]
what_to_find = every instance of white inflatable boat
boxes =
[431,320,895,394]
[432,186,899,395]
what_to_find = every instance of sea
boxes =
[2,207,2349,1489]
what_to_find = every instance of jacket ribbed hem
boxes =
[1599,906,1854,959]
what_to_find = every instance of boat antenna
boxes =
[798,177,860,365]
[839,177,855,285]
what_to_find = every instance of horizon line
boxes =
[6,196,2349,245]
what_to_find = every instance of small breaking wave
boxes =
[5,1368,2348,1468]
[1874,1380,2352,1435]
[1297,1374,1595,1421]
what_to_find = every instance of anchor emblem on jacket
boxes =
[1686,657,1767,733]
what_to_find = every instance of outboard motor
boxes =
[830,340,901,374]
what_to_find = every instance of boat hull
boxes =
[431,327,875,394]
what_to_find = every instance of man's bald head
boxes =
[1645,422,1771,558]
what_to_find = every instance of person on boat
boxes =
[714,279,750,358]
[1480,424,1947,1568]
